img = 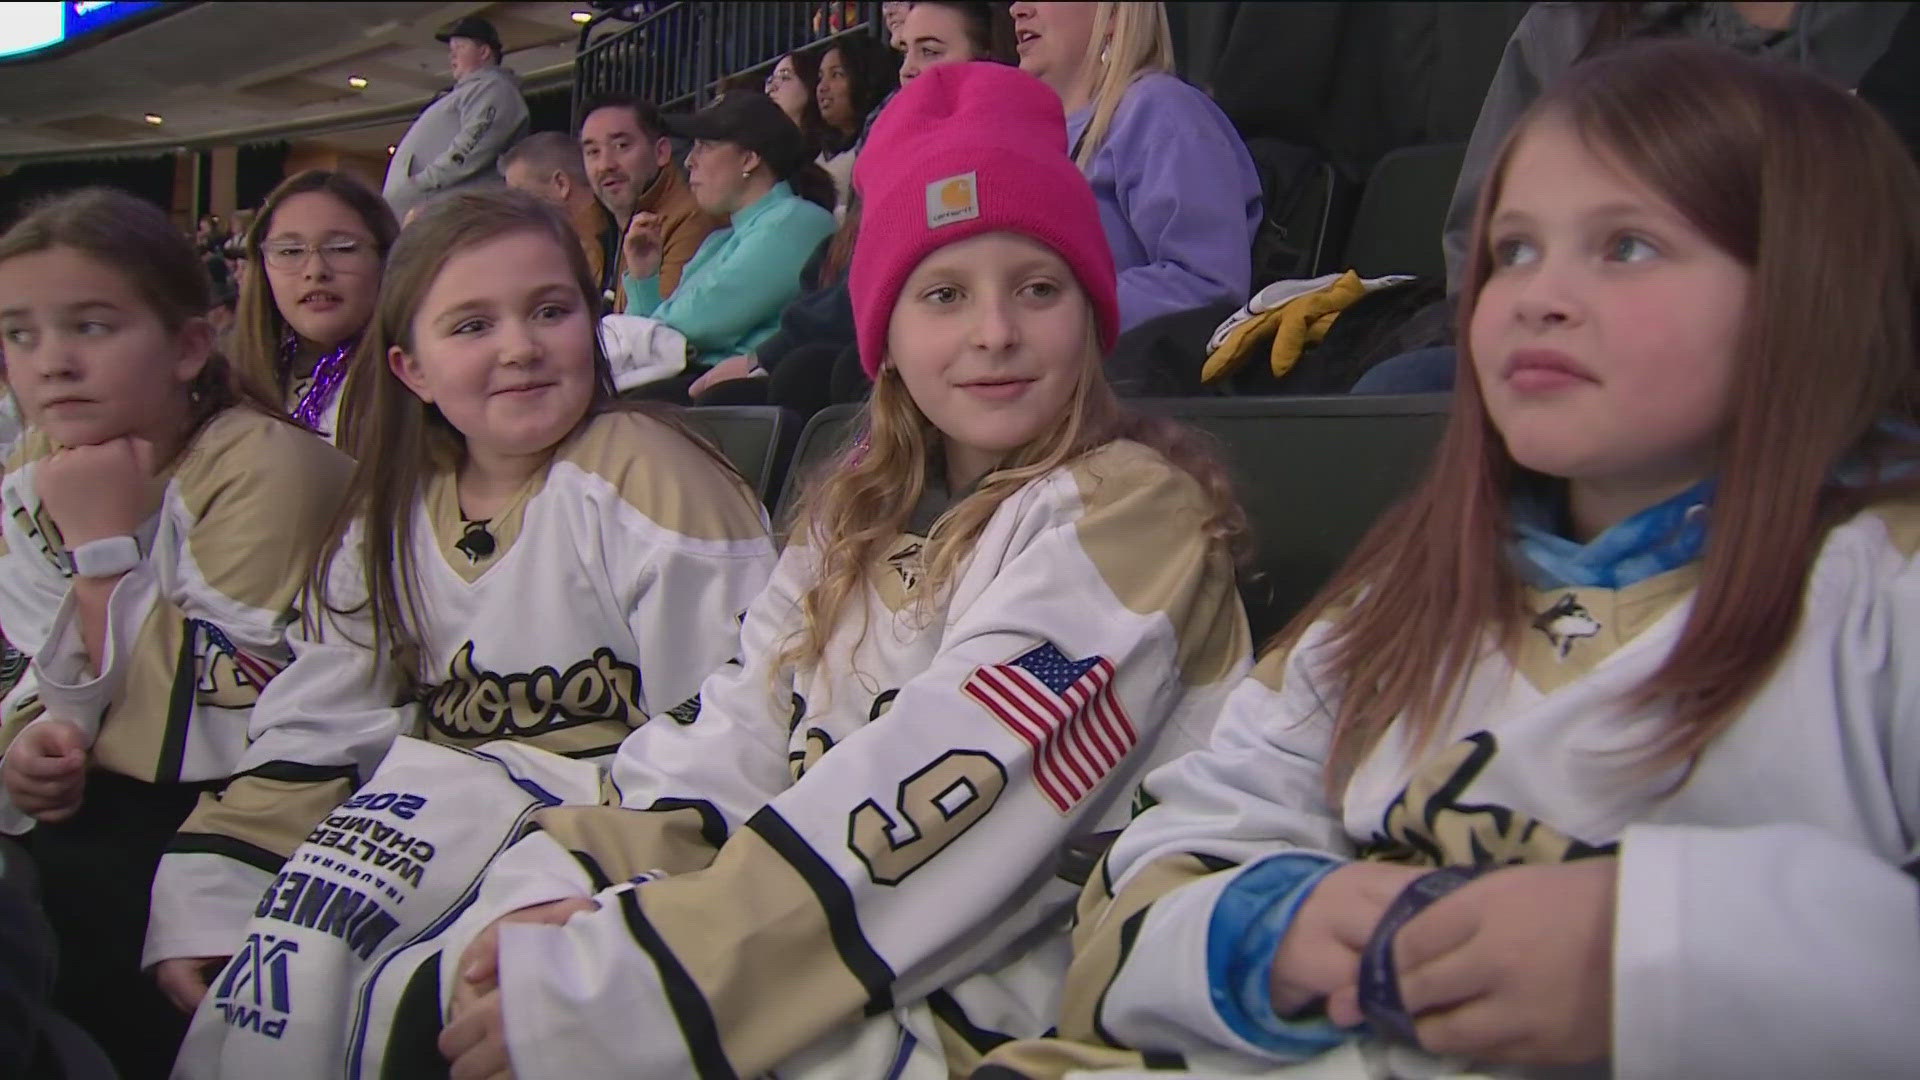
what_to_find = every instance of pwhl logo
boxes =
[212,933,299,1039]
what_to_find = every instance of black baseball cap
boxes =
[666,91,811,178]
[435,15,504,57]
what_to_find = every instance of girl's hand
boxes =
[37,436,162,549]
[688,354,760,398]
[440,987,515,1080]
[446,896,599,1020]
[440,897,596,1078]
[1329,859,1618,1066]
[155,955,229,1013]
[622,212,665,281]
[1269,861,1424,1016]
[2,719,89,822]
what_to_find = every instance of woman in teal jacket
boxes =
[622,92,839,377]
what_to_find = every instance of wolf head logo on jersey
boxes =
[887,543,923,591]
[1531,594,1600,659]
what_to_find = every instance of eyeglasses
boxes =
[261,239,376,271]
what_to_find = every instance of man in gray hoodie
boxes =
[382,16,530,223]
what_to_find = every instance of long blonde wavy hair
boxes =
[1072,2,1175,171]
[778,319,1248,681]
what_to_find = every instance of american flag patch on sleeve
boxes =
[195,619,285,690]
[963,642,1137,813]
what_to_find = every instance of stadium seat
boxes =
[1246,137,1348,287]
[36,1012,119,1080]
[1,845,118,1079]
[1339,142,1467,280]
[1137,395,1449,640]
[685,406,803,508]
[775,402,863,520]
[0,835,33,899]
[773,397,1449,642]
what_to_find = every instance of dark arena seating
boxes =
[682,405,805,505]
[1340,142,1469,282]
[754,395,1451,640]
[568,2,1510,286]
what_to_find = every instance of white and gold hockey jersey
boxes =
[0,408,352,826]
[421,438,1253,1080]
[996,500,1920,1080]
[148,409,779,969]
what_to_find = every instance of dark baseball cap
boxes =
[666,91,811,178]
[436,15,503,56]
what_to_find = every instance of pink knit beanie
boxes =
[849,61,1119,379]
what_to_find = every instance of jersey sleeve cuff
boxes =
[430,830,597,1018]
[144,849,280,968]
[1207,850,1351,1057]
[34,562,159,732]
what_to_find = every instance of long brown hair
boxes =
[1280,41,1920,792]
[0,187,281,437]
[312,188,743,685]
[781,158,841,215]
[780,313,1248,680]
[776,48,835,155]
[230,170,399,403]
[819,193,861,287]
[820,35,901,153]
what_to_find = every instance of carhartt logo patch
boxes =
[926,172,979,228]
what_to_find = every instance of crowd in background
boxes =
[1,3,1918,1080]
[120,0,1920,420]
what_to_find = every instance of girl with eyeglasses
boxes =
[765,49,833,158]
[231,171,399,450]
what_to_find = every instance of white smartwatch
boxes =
[65,535,142,579]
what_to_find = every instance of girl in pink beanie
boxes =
[431,62,1258,1080]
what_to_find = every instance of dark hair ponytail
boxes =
[786,160,839,212]
[819,192,861,286]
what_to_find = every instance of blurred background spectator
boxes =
[382,16,530,222]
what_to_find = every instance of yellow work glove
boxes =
[1201,270,1368,383]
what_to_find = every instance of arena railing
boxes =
[573,1,885,121]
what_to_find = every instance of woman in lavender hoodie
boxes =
[1010,1,1260,331]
